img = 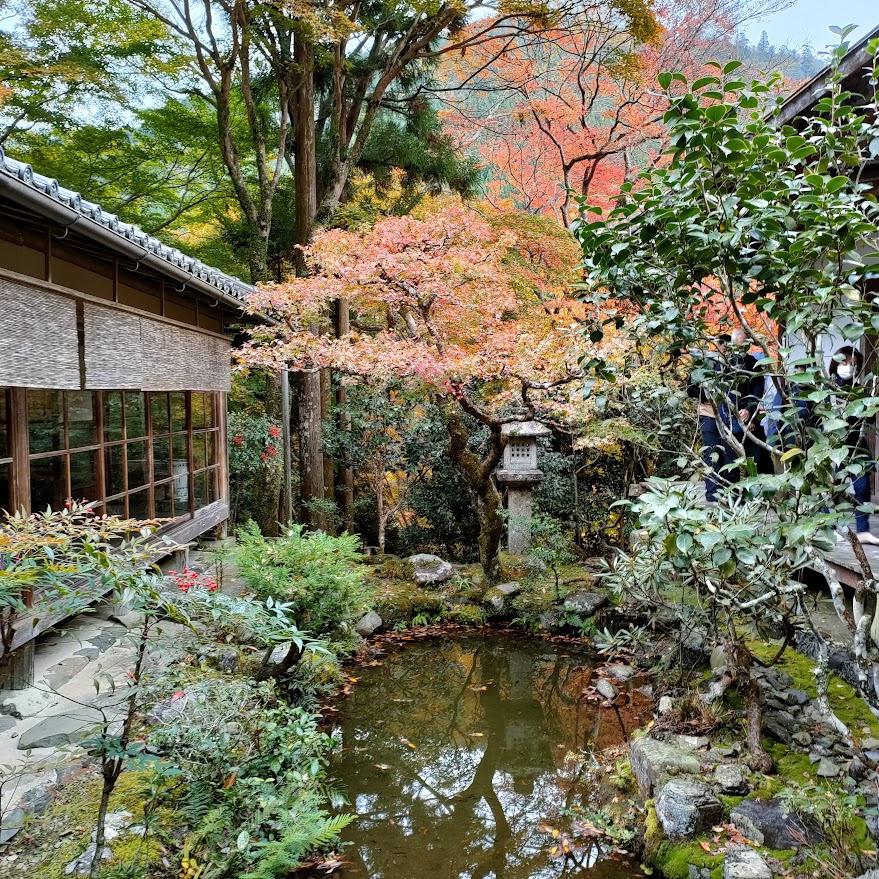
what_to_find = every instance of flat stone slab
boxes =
[18,714,101,750]
[630,736,701,796]
[729,798,814,849]
[408,554,453,586]
[605,664,636,681]
[655,778,723,839]
[562,590,607,615]
[723,845,772,879]
[44,656,90,690]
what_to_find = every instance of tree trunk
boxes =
[292,33,326,525]
[476,479,504,580]
[444,406,505,581]
[335,298,355,534]
[377,487,386,554]
[298,370,327,531]
[320,367,335,533]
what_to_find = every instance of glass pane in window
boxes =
[206,468,216,505]
[125,392,146,439]
[127,440,148,489]
[103,392,124,442]
[193,432,207,470]
[171,392,187,433]
[151,393,170,434]
[172,434,189,467]
[28,389,64,454]
[128,488,150,520]
[0,390,8,459]
[67,391,98,448]
[30,455,66,512]
[155,480,174,518]
[106,496,126,517]
[70,450,99,505]
[105,444,125,496]
[173,457,189,509]
[194,469,207,510]
[191,393,207,430]
[0,462,10,514]
[153,437,170,480]
[205,394,215,429]
[206,431,216,467]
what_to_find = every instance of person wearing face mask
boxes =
[829,346,879,545]
[688,328,762,501]
[719,327,764,470]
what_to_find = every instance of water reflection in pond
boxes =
[332,631,647,879]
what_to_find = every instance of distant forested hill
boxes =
[730,30,825,81]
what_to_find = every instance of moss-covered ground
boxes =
[362,554,600,632]
[749,639,879,737]
[0,768,179,879]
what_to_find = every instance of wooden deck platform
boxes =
[824,532,879,589]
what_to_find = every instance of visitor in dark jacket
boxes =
[830,346,878,545]
[688,328,763,501]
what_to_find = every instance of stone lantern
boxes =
[495,420,551,555]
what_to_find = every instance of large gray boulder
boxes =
[713,763,748,795]
[408,554,453,586]
[355,611,383,637]
[655,779,723,839]
[723,846,772,879]
[562,590,608,616]
[729,798,814,849]
[630,736,701,796]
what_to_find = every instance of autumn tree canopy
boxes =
[241,202,596,575]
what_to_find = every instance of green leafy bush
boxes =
[231,521,370,635]
[148,678,352,878]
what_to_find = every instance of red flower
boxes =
[265,444,278,458]
[233,435,244,445]
[269,425,281,438]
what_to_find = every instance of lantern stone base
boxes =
[496,468,544,555]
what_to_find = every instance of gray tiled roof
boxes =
[0,146,254,304]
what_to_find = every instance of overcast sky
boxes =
[744,0,877,49]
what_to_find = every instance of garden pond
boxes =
[329,630,648,879]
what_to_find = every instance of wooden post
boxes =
[281,369,293,525]
[335,298,355,534]
[0,388,34,689]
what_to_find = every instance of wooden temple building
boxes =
[0,146,255,680]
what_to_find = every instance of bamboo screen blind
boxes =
[0,278,80,388]
[84,303,231,392]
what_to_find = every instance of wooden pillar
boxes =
[335,298,355,534]
[320,368,335,533]
[1,388,33,689]
[280,370,293,525]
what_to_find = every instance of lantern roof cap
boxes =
[501,420,551,438]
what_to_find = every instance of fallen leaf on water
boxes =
[317,856,351,873]
[469,685,488,692]
[468,731,485,737]
[401,737,417,749]
[374,763,391,770]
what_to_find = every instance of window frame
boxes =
[17,388,221,520]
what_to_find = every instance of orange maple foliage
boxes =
[441,0,762,228]
[242,201,612,426]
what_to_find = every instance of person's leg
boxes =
[853,467,875,539]
[700,416,724,502]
